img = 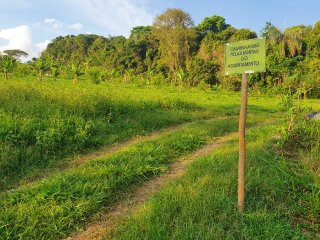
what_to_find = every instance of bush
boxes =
[87,67,101,84]
[279,93,320,154]
[187,58,218,86]
[282,118,320,152]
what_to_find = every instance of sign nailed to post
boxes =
[224,38,266,75]
[224,38,266,213]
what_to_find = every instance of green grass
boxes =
[0,81,194,190]
[1,116,257,239]
[0,78,280,190]
[2,77,319,239]
[111,124,320,240]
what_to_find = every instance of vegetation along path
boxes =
[109,123,319,239]
[9,116,231,192]
[1,5,320,239]
[14,121,193,189]
[4,115,265,239]
[68,131,239,240]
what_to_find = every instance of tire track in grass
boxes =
[63,116,233,169]
[1,117,276,239]
[67,131,238,240]
[1,116,241,240]
[10,122,192,192]
[12,117,231,192]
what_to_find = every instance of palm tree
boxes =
[0,55,17,80]
[48,60,60,80]
[262,23,309,58]
[32,59,49,81]
[83,57,93,71]
[176,68,188,90]
[280,27,303,57]
[71,63,84,84]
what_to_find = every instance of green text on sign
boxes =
[224,38,266,75]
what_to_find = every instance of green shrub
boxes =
[283,119,320,152]
[87,67,101,84]
[187,58,218,86]
[279,92,320,154]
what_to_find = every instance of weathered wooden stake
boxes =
[238,73,249,212]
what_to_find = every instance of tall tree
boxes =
[230,28,257,41]
[3,49,28,60]
[130,26,152,40]
[261,22,310,90]
[306,20,320,58]
[196,15,229,37]
[261,22,282,46]
[280,25,310,57]
[152,8,197,85]
[262,23,310,57]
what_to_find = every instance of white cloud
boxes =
[0,25,50,60]
[0,25,32,53]
[0,0,155,60]
[44,18,62,29]
[67,23,83,30]
[43,18,83,31]
[67,0,153,36]
[36,40,51,52]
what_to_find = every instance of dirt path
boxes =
[66,123,191,168]
[14,117,233,192]
[66,116,232,169]
[13,122,192,190]
[67,131,238,240]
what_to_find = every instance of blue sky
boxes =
[0,0,319,59]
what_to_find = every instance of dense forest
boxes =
[1,8,320,97]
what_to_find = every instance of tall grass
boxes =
[111,124,320,239]
[0,78,279,190]
[0,116,255,239]
[0,81,203,190]
[279,96,320,176]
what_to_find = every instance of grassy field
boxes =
[0,77,319,239]
[111,124,320,239]
[0,78,278,190]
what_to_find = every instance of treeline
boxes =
[1,9,320,97]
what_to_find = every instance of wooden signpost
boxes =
[224,38,266,212]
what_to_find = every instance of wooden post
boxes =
[238,73,249,212]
